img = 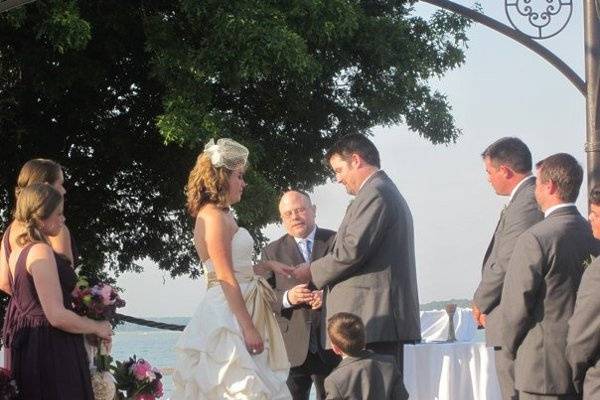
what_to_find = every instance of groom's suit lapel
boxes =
[334,170,385,250]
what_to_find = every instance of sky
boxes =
[117,1,589,317]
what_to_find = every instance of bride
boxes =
[172,138,293,399]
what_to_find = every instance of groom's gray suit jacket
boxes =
[500,206,600,395]
[310,170,421,348]
[473,177,543,346]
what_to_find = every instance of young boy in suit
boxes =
[324,312,408,400]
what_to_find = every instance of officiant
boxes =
[261,190,337,400]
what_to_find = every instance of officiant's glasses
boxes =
[281,207,307,219]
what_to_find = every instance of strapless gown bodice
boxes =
[202,227,255,277]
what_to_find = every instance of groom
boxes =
[294,134,420,383]
[262,191,337,400]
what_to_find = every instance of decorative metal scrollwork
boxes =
[0,0,36,14]
[505,0,573,40]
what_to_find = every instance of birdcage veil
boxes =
[203,138,249,170]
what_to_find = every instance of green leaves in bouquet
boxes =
[94,352,113,374]
[112,359,136,394]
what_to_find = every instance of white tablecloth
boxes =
[420,307,477,342]
[404,342,501,400]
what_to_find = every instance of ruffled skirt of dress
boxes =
[172,280,291,400]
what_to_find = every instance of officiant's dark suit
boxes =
[262,191,336,400]
[306,135,421,371]
[566,186,600,400]
[500,153,600,400]
[473,137,544,400]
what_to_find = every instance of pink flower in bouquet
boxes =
[98,285,114,306]
[114,356,163,399]
[134,394,155,400]
[131,360,154,382]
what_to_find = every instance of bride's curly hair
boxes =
[186,153,231,217]
[14,183,63,246]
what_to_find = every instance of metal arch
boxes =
[0,0,35,13]
[421,0,585,96]
[505,0,574,40]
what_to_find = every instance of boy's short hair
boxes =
[327,312,366,356]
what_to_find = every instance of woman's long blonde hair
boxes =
[14,183,63,246]
[185,153,232,217]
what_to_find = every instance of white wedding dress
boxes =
[172,228,292,400]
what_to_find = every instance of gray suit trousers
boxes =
[495,346,518,400]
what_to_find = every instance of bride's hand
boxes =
[261,260,295,278]
[242,324,264,355]
[252,263,272,277]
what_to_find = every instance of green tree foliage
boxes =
[0,0,470,283]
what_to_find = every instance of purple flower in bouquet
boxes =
[152,380,163,398]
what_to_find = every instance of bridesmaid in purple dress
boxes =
[0,159,76,369]
[2,183,112,399]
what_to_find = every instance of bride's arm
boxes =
[198,211,264,354]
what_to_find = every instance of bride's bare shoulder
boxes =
[195,204,235,231]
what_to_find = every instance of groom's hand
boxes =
[309,290,323,310]
[287,283,313,305]
[293,263,312,283]
[472,304,485,329]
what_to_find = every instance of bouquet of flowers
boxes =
[113,356,163,400]
[72,276,125,400]
[0,368,18,400]
[72,276,126,322]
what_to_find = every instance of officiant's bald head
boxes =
[279,190,316,239]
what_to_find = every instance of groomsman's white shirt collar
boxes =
[282,226,317,309]
[508,174,535,203]
[358,169,380,193]
[544,203,576,218]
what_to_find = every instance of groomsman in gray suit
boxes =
[472,137,543,400]
[501,153,599,400]
[262,190,337,400]
[566,186,600,399]
[293,134,421,374]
